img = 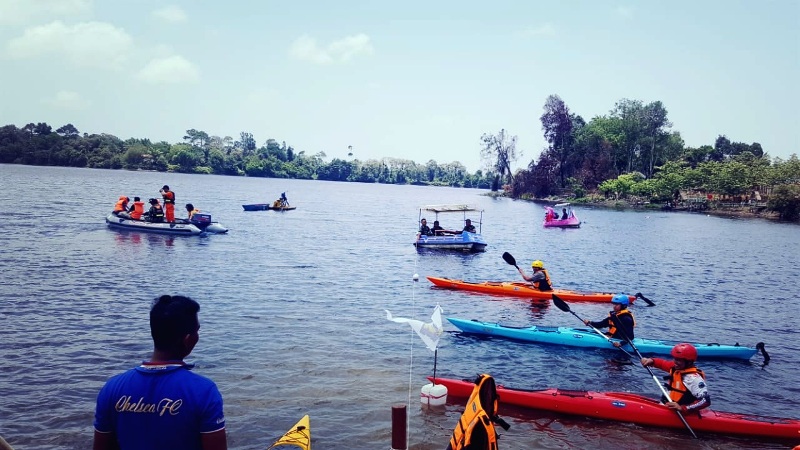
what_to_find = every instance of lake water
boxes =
[0,164,798,450]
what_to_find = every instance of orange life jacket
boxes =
[130,201,145,220]
[114,196,128,212]
[667,366,705,404]
[607,309,635,338]
[533,269,552,291]
[162,190,175,205]
[448,374,499,450]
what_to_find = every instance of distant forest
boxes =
[2,93,799,218]
[0,123,492,188]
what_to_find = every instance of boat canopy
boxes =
[420,204,481,213]
[554,203,572,208]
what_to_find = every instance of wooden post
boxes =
[391,404,407,450]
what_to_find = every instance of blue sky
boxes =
[1,0,797,172]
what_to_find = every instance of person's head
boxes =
[133,196,141,202]
[420,218,427,225]
[465,219,472,225]
[150,295,200,358]
[433,220,440,227]
[531,260,544,271]
[162,185,170,191]
[149,198,158,205]
[670,343,698,368]
[186,203,194,212]
[119,195,129,202]
[611,294,630,309]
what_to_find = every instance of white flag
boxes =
[385,304,443,352]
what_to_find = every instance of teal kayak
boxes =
[447,318,765,360]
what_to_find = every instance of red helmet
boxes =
[671,343,698,361]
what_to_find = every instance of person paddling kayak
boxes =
[584,294,635,346]
[517,260,552,291]
[641,343,711,413]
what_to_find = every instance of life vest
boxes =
[607,309,635,338]
[130,201,145,220]
[667,366,706,404]
[448,374,499,450]
[273,200,282,208]
[114,196,128,212]
[162,190,175,205]
[532,269,552,291]
[149,204,164,222]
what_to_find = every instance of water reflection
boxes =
[112,230,174,247]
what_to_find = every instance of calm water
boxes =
[0,164,798,450]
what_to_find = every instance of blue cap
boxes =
[611,294,630,306]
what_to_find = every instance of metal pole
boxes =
[391,404,407,450]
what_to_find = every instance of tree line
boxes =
[0,124,492,188]
[480,95,800,220]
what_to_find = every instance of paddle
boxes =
[501,251,519,270]
[635,292,657,307]
[608,314,698,439]
[550,294,636,360]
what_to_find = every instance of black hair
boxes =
[134,197,140,201]
[150,295,200,351]
[186,203,194,210]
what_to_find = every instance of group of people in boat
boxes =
[417,217,476,236]
[112,185,202,224]
[545,207,571,222]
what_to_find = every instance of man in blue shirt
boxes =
[93,295,227,450]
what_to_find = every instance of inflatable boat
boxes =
[105,213,228,236]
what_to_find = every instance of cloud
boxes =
[6,21,133,70]
[46,90,90,110]
[289,33,373,64]
[152,5,187,23]
[519,23,556,37]
[616,6,633,18]
[0,0,91,25]
[137,55,199,84]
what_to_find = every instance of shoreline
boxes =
[491,193,791,223]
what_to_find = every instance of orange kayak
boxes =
[426,276,638,304]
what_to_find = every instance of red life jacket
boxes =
[130,201,145,220]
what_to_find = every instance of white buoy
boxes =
[420,383,447,406]
[412,273,419,281]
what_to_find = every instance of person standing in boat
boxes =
[584,294,635,345]
[93,295,228,450]
[128,197,145,220]
[160,185,176,223]
[640,343,710,413]
[517,260,552,291]
[145,198,165,222]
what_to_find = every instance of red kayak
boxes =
[429,377,800,440]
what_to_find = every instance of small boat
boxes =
[447,318,763,360]
[414,204,487,252]
[267,414,310,450]
[429,377,800,440]
[427,276,639,304]
[242,204,297,211]
[105,213,228,236]
[543,202,581,228]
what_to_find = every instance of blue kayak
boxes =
[447,318,763,360]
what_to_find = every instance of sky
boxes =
[1,1,798,173]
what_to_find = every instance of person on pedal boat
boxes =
[584,294,635,346]
[461,218,476,233]
[418,218,433,236]
[517,260,552,291]
[641,343,710,413]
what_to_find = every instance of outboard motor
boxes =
[190,213,213,231]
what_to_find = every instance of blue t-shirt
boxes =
[94,363,225,450]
